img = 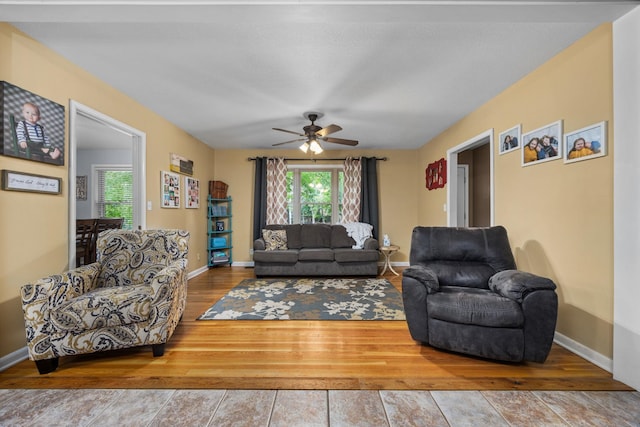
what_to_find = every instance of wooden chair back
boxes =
[76,219,97,267]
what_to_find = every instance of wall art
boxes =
[499,124,521,155]
[521,120,563,167]
[564,121,607,164]
[170,153,193,175]
[1,169,62,194]
[426,158,447,190]
[185,176,200,209]
[76,175,87,200]
[1,81,65,166]
[161,170,181,208]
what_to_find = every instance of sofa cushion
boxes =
[253,249,299,263]
[301,224,332,248]
[50,284,153,332]
[298,248,334,262]
[262,229,288,251]
[334,248,379,263]
[331,225,356,248]
[264,224,302,249]
[427,287,524,328]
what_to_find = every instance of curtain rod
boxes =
[248,157,387,162]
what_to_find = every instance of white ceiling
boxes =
[3,1,638,151]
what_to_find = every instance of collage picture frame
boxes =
[161,170,181,208]
[185,176,200,209]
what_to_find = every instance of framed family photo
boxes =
[161,170,181,208]
[521,120,563,167]
[564,121,607,164]
[185,176,200,209]
[1,81,65,166]
[499,124,521,155]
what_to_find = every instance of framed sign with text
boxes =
[1,169,61,194]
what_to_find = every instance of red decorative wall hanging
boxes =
[426,158,447,190]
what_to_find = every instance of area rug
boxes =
[197,278,406,320]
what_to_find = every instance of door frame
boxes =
[446,128,494,227]
[457,164,470,227]
[68,100,146,267]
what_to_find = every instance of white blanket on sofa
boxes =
[343,222,373,249]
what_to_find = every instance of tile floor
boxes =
[1,388,639,426]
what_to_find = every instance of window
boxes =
[286,165,344,224]
[94,165,133,229]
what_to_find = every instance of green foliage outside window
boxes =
[101,170,133,229]
[286,169,344,224]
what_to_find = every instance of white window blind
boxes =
[95,166,133,229]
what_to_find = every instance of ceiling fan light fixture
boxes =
[299,141,310,153]
[309,139,323,154]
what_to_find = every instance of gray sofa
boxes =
[402,226,558,363]
[253,224,379,277]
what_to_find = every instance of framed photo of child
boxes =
[1,81,65,166]
[564,121,607,164]
[521,120,562,167]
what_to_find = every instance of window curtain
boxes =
[342,157,361,223]
[360,157,380,239]
[266,157,288,224]
[252,157,268,242]
[253,157,288,242]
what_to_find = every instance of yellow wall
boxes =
[213,148,419,264]
[0,22,618,362]
[418,24,614,357]
[0,24,216,357]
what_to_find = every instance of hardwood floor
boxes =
[0,267,632,391]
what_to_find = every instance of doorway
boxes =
[446,129,494,227]
[68,101,147,267]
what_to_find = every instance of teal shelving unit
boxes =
[207,196,232,267]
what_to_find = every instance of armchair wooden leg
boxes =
[35,358,59,374]
[152,343,165,357]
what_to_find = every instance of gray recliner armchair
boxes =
[402,226,557,363]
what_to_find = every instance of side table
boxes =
[379,245,400,276]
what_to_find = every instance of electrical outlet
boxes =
[196,253,201,261]
[249,248,254,255]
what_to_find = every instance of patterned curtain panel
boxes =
[342,157,362,223]
[266,157,288,224]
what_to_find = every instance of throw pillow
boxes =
[262,229,288,251]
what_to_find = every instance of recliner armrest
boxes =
[402,265,440,294]
[488,269,556,303]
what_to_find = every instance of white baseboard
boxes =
[188,265,209,279]
[554,331,613,373]
[0,346,29,372]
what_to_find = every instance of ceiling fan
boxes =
[272,112,359,154]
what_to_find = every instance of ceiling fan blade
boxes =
[273,127,305,137]
[272,138,306,147]
[323,137,359,146]
[316,124,342,137]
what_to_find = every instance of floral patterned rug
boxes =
[197,278,406,320]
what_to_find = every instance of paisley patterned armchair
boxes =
[20,229,190,374]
